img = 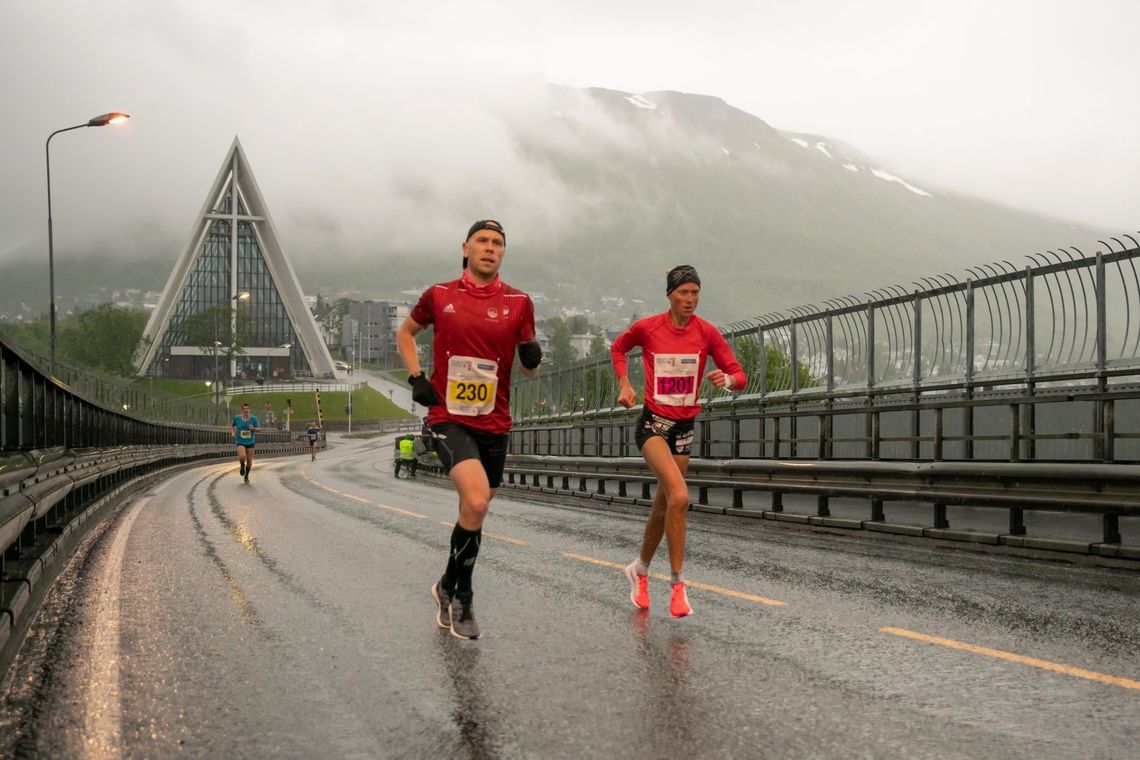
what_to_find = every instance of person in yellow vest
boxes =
[395,433,417,478]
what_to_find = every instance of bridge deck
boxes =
[1,434,1137,757]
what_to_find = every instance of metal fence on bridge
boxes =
[510,234,1140,464]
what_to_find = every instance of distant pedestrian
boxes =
[306,421,321,461]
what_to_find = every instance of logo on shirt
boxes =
[443,303,456,313]
[486,307,498,319]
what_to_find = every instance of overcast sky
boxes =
[1,0,1136,266]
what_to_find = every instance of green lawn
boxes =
[133,376,412,422]
[227,385,411,422]
[137,377,219,399]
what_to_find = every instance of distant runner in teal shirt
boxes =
[231,403,260,483]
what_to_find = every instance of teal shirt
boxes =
[233,415,259,445]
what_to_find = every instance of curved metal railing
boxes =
[512,233,1140,418]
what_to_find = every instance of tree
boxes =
[321,297,354,339]
[734,335,814,391]
[548,318,575,368]
[179,305,247,368]
[587,334,609,362]
[57,304,149,376]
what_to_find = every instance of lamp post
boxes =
[212,292,248,407]
[230,291,250,379]
[46,112,130,373]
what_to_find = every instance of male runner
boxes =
[231,403,260,484]
[396,219,542,639]
[306,421,321,461]
[611,265,746,618]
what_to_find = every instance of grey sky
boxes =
[1,0,1136,266]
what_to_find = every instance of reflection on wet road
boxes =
[2,434,1137,758]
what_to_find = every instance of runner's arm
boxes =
[396,316,426,377]
[706,330,747,391]
[610,325,641,408]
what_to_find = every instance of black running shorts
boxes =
[634,407,695,456]
[429,422,510,488]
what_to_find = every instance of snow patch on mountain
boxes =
[625,94,658,110]
[871,169,932,197]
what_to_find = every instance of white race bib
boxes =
[653,353,700,406]
[445,355,499,416]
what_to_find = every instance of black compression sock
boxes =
[443,524,482,596]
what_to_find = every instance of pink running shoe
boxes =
[624,561,650,610]
[670,581,692,618]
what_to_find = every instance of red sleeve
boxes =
[409,286,435,327]
[610,321,643,378]
[707,324,747,390]
[518,295,536,342]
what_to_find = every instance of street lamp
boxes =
[46,112,130,373]
[212,292,248,405]
[231,291,250,379]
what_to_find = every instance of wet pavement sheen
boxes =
[1,435,1138,758]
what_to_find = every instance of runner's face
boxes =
[462,231,505,280]
[242,406,250,419]
[668,283,700,320]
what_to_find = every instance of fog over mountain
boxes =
[0,85,1111,323]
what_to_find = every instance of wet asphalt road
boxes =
[1,435,1138,758]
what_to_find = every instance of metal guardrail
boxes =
[509,382,1140,464]
[225,381,367,396]
[1,339,222,426]
[501,455,1139,558]
[511,234,1140,422]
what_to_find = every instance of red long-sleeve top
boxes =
[611,312,746,420]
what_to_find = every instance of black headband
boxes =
[666,265,701,295]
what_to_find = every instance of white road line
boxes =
[84,496,147,757]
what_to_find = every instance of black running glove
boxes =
[518,340,543,370]
[408,372,442,406]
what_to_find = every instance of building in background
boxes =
[134,137,337,381]
[341,300,410,368]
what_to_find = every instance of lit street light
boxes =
[45,111,130,373]
[213,292,249,406]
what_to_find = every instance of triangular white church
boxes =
[135,137,336,380]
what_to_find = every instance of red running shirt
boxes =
[410,273,536,434]
[611,312,746,420]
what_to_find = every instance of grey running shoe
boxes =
[244,474,250,484]
[431,578,452,629]
[449,593,480,640]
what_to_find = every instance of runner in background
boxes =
[306,421,321,462]
[611,265,746,618]
[231,403,260,484]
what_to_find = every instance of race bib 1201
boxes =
[653,353,699,406]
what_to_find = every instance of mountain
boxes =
[499,87,1103,320]
[0,86,1108,324]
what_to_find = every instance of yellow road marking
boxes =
[299,471,427,519]
[881,627,1140,691]
[484,531,527,546]
[436,520,527,545]
[561,553,786,607]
